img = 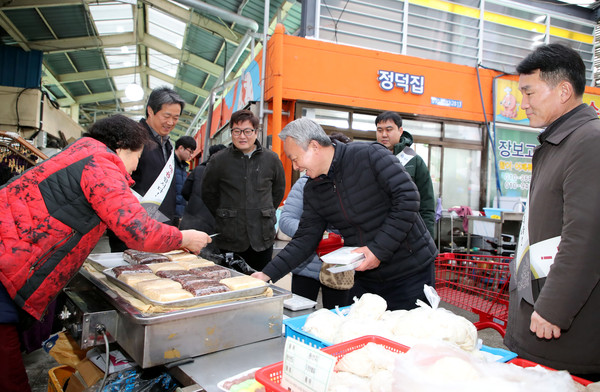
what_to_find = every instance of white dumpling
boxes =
[347,293,388,320]
[302,308,344,343]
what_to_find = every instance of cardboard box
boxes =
[65,358,104,392]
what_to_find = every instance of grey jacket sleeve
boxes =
[279,176,308,238]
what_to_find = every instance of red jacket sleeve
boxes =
[81,153,182,252]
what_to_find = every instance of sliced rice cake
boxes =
[189,265,231,280]
[162,251,200,262]
[117,273,158,286]
[178,259,215,270]
[136,278,182,292]
[220,275,267,291]
[147,262,186,274]
[155,269,196,279]
[143,288,194,302]
[123,249,169,264]
[112,264,152,277]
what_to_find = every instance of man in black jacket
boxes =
[202,110,286,270]
[252,117,437,310]
[109,87,185,251]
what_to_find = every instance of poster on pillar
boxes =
[223,60,263,114]
[495,77,600,125]
[493,127,538,200]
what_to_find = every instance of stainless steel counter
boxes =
[171,308,314,392]
[171,336,287,392]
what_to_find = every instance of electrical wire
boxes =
[97,328,110,392]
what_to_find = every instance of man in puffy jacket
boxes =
[376,111,435,237]
[0,115,211,392]
[252,117,437,310]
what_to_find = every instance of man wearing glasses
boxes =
[173,136,197,227]
[202,109,286,270]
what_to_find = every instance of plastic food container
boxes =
[217,367,264,391]
[255,335,407,392]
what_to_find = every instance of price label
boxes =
[280,338,336,392]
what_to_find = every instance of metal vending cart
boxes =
[434,253,512,336]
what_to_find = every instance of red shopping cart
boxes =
[435,253,512,337]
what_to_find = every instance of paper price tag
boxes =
[280,338,336,392]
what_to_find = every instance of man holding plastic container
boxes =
[252,117,438,311]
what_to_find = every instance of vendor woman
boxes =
[0,114,212,391]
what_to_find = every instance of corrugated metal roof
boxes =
[0,0,302,136]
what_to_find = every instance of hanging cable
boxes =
[475,64,504,203]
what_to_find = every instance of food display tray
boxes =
[103,267,267,307]
[282,311,517,362]
[255,335,408,392]
[507,358,592,386]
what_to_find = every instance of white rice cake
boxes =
[136,278,182,292]
[220,276,267,291]
[147,262,185,273]
[178,259,215,270]
[143,288,194,302]
[118,273,158,287]
[163,251,200,262]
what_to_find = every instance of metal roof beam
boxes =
[146,68,209,98]
[41,64,76,106]
[143,34,223,77]
[57,66,136,83]
[144,0,242,44]
[57,90,127,106]
[0,0,118,8]
[27,32,135,52]
[0,10,30,50]
[28,33,224,77]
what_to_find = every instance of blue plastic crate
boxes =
[283,311,518,362]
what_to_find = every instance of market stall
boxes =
[54,252,595,392]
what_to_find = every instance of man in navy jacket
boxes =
[253,118,437,310]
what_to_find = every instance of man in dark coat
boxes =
[252,117,437,311]
[202,110,286,270]
[173,135,197,226]
[109,87,185,251]
[180,144,226,234]
[375,111,435,237]
[504,43,600,380]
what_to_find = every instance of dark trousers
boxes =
[223,245,273,271]
[291,274,351,309]
[0,323,32,392]
[349,262,434,311]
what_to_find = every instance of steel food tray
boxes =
[87,252,127,271]
[103,267,268,307]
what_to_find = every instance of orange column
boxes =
[271,23,285,158]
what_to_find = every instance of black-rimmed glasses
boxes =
[231,128,255,136]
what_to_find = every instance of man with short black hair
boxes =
[202,110,286,270]
[375,111,435,237]
[504,43,600,380]
[173,136,197,225]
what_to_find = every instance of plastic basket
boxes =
[255,335,408,392]
[508,358,592,386]
[282,310,517,362]
[47,365,75,392]
[435,252,512,337]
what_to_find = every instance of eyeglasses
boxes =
[231,128,255,136]
[185,148,194,154]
